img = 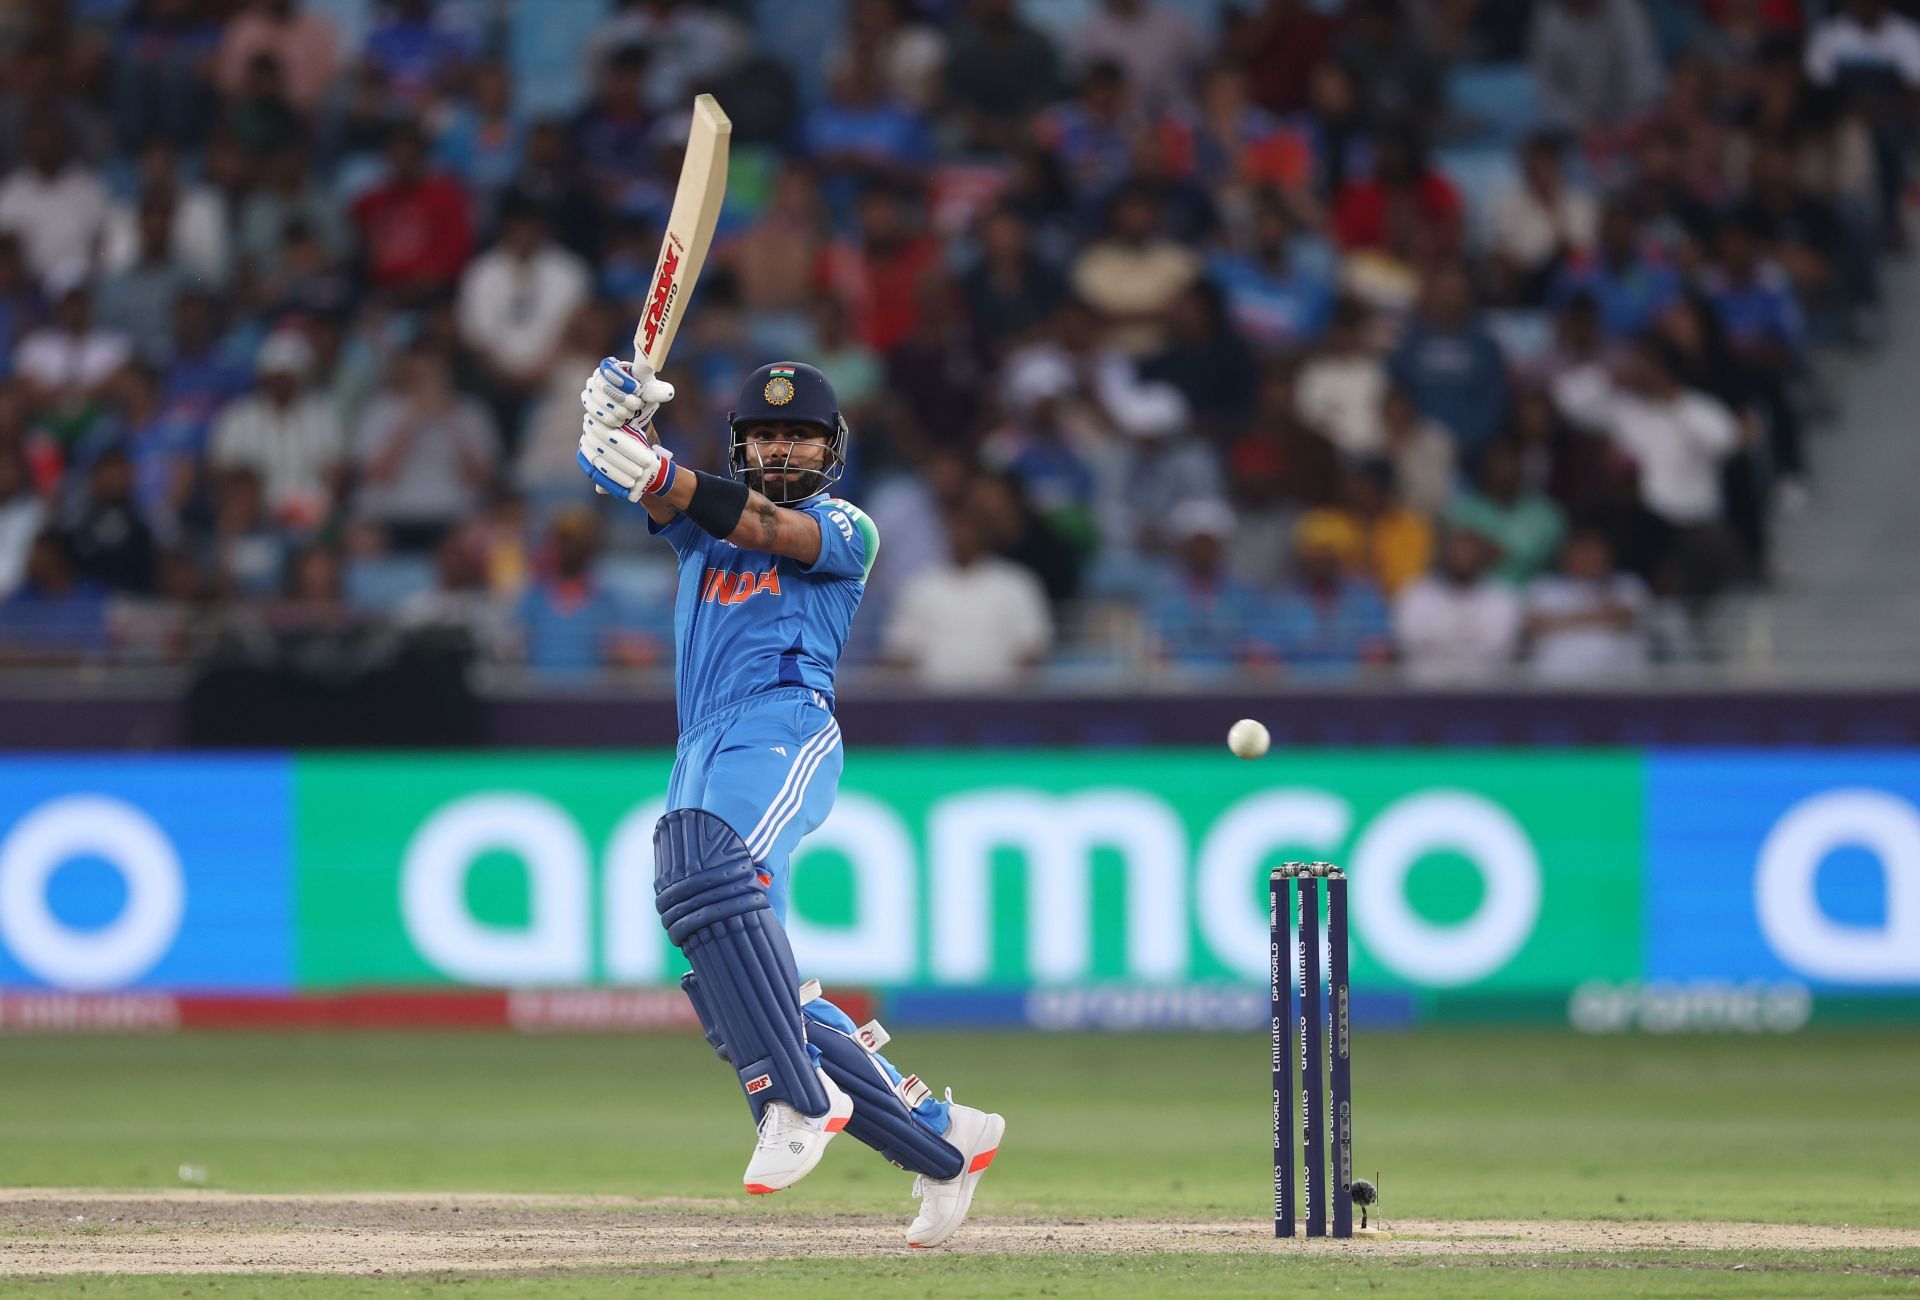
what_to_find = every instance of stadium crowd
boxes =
[0,0,1911,689]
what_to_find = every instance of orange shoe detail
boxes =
[825,1116,849,1132]
[967,1147,998,1173]
[745,1183,779,1195]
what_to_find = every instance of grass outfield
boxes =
[2,1029,1917,1295]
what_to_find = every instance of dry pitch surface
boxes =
[6,1191,1920,1276]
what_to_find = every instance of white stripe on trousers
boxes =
[743,719,840,859]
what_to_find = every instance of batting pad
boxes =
[804,1000,965,1180]
[654,808,830,1119]
[679,971,731,1063]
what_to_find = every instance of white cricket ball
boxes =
[1227,718,1270,760]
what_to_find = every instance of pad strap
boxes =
[803,1000,964,1180]
[654,808,828,1119]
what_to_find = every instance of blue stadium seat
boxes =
[1433,146,1520,256]
[508,0,612,119]
[1445,64,1544,148]
[343,555,436,612]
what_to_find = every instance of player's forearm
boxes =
[656,467,822,563]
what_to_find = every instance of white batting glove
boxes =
[582,356,675,435]
[579,421,676,502]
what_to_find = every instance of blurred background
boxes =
[0,0,1917,1041]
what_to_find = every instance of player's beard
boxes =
[741,442,829,504]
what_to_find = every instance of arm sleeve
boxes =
[800,497,880,582]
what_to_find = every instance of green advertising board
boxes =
[294,751,1642,995]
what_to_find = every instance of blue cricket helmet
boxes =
[726,361,849,503]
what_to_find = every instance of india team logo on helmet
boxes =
[764,366,797,405]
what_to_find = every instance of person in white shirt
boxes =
[1491,133,1598,301]
[209,330,344,530]
[12,281,132,413]
[885,506,1053,689]
[456,204,590,399]
[1805,0,1920,244]
[1550,337,1746,594]
[0,118,111,290]
[1393,527,1522,685]
[99,143,231,286]
[0,443,47,600]
[1524,529,1650,681]
[352,343,500,551]
[1295,299,1387,459]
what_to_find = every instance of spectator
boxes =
[503,121,601,260]
[65,447,156,594]
[1069,0,1210,116]
[432,61,524,226]
[1393,527,1523,684]
[94,362,206,545]
[1189,65,1305,195]
[827,0,947,116]
[1087,381,1222,577]
[1448,440,1568,585]
[0,443,46,598]
[100,143,232,287]
[515,301,619,503]
[1207,193,1334,354]
[1551,204,1684,339]
[982,355,1099,553]
[210,465,286,597]
[802,66,933,217]
[813,296,888,421]
[0,235,40,372]
[0,38,112,169]
[456,203,590,407]
[224,52,305,159]
[1491,133,1599,304]
[1237,0,1341,116]
[884,280,982,444]
[813,186,940,354]
[215,0,341,114]
[516,507,651,677]
[1551,337,1744,597]
[1703,216,1808,492]
[1145,499,1267,669]
[1380,384,1456,517]
[962,206,1066,363]
[1296,298,1387,459]
[1524,528,1650,681]
[111,0,223,153]
[1529,0,1664,132]
[587,0,747,116]
[1295,460,1433,596]
[1071,183,1201,357]
[1035,62,1140,204]
[352,344,499,552]
[734,168,830,328]
[13,281,133,436]
[237,132,348,286]
[1618,130,1718,265]
[349,125,474,305]
[1805,0,1920,247]
[1141,281,1258,438]
[159,292,254,434]
[398,524,511,658]
[1269,513,1393,672]
[0,529,109,663]
[1226,368,1338,587]
[209,330,344,529]
[885,505,1053,688]
[0,116,111,288]
[362,0,474,110]
[1337,0,1444,124]
[1390,264,1510,463]
[944,0,1063,151]
[968,470,1081,605]
[1292,57,1371,202]
[1331,128,1463,256]
[328,60,399,167]
[96,194,193,363]
[572,44,652,208]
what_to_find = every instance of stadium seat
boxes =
[343,555,436,613]
[1444,64,1544,148]
[508,0,613,119]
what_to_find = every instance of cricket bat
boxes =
[634,93,731,377]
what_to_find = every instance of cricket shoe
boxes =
[905,1094,1005,1248]
[743,1069,853,1195]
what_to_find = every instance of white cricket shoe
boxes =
[743,1069,853,1195]
[905,1094,1005,1248]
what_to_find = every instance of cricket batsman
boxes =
[575,356,1004,1246]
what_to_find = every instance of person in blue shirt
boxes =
[1550,204,1682,338]
[575,356,1003,1247]
[1390,263,1511,465]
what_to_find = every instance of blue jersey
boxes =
[650,491,879,730]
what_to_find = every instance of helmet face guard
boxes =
[727,414,849,504]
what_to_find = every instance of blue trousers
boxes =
[668,688,950,1138]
